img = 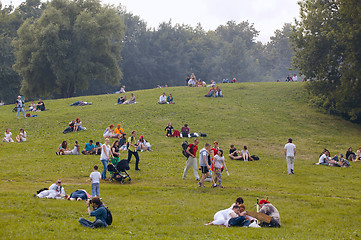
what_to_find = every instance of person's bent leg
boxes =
[93,219,106,228]
[228,216,247,227]
[79,218,93,228]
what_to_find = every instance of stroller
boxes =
[107,159,131,184]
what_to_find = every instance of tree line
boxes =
[0,0,294,102]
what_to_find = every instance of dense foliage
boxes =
[1,0,295,102]
[292,0,361,122]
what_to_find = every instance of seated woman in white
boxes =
[103,125,115,138]
[62,141,80,155]
[3,128,14,142]
[137,136,152,151]
[16,128,27,143]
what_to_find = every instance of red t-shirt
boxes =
[211,147,219,156]
[188,144,198,156]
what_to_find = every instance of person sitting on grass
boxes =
[205,86,216,97]
[215,86,223,97]
[137,135,152,152]
[356,147,361,161]
[94,141,102,155]
[114,124,124,139]
[164,122,174,137]
[317,149,341,167]
[119,134,127,151]
[331,153,350,167]
[346,147,356,161]
[28,101,36,111]
[206,197,245,226]
[167,93,174,104]
[57,141,80,155]
[123,93,135,104]
[213,149,228,188]
[16,128,27,143]
[82,140,95,155]
[158,92,167,104]
[241,145,253,161]
[74,118,86,132]
[258,198,281,228]
[117,94,126,104]
[227,205,252,227]
[229,145,243,160]
[103,125,115,138]
[35,179,65,199]
[181,124,190,138]
[78,197,108,228]
[3,128,14,142]
[36,98,45,111]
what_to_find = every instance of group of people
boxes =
[205,86,223,97]
[14,96,46,119]
[164,123,201,138]
[158,92,174,104]
[182,140,228,188]
[3,128,27,143]
[316,148,357,167]
[28,98,46,111]
[63,118,86,133]
[229,145,254,161]
[207,197,281,228]
[117,93,135,105]
[285,74,298,82]
[186,73,207,87]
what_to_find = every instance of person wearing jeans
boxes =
[127,131,140,170]
[182,139,200,180]
[15,96,26,119]
[78,197,107,228]
[100,138,113,180]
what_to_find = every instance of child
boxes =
[213,149,228,188]
[89,165,101,197]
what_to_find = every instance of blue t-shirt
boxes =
[90,206,108,226]
[85,143,95,151]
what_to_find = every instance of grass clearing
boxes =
[0,82,361,239]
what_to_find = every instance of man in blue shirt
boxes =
[79,197,108,228]
[82,140,95,155]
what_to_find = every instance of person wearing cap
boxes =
[35,180,65,199]
[15,95,26,119]
[114,124,124,138]
[137,135,152,152]
[284,138,296,174]
[258,198,281,227]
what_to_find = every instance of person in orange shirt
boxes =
[114,124,124,139]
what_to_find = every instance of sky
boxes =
[1,0,300,43]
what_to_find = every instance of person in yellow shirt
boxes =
[127,130,140,171]
[114,124,124,139]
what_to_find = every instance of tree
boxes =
[13,0,125,98]
[291,0,361,122]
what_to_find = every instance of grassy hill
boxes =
[0,82,361,239]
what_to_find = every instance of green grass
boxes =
[1,82,361,239]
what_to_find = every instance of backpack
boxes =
[251,155,260,160]
[104,206,113,225]
[182,141,193,158]
[36,188,48,194]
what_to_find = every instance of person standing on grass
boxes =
[100,138,113,180]
[15,95,26,119]
[198,143,215,188]
[182,139,200,181]
[127,131,140,171]
[213,149,228,188]
[90,165,101,197]
[284,138,296,174]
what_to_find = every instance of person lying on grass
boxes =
[78,197,108,228]
[34,179,65,199]
[67,189,91,201]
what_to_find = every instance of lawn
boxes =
[0,82,361,239]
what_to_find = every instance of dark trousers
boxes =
[260,218,281,228]
[78,218,105,228]
[228,216,250,227]
[128,150,140,170]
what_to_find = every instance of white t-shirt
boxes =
[90,171,101,183]
[284,143,296,157]
[318,154,330,164]
[225,209,236,226]
[214,155,225,169]
[241,150,249,155]
[292,75,298,81]
[159,95,167,102]
[199,148,208,167]
[4,132,12,141]
[20,131,27,141]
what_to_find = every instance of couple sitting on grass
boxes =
[346,147,361,162]
[316,149,350,167]
[103,124,124,139]
[56,140,81,155]
[158,92,174,104]
[206,197,281,228]
[3,128,27,143]
[63,118,86,134]
[205,86,223,97]
[229,145,254,161]
[117,93,135,105]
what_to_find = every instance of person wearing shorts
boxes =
[198,143,215,187]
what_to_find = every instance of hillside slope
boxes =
[0,82,360,239]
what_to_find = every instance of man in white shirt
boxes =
[284,138,296,174]
[158,93,167,104]
[292,74,298,82]
[36,179,65,199]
